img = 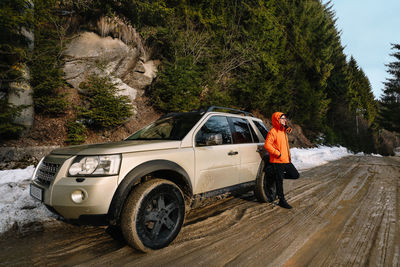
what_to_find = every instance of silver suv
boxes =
[30,106,274,251]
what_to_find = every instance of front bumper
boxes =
[30,155,118,220]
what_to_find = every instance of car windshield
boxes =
[126,112,203,141]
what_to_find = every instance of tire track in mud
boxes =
[283,175,376,265]
[0,156,399,266]
[86,157,371,266]
[34,230,114,265]
[0,224,123,266]
[283,157,400,267]
[334,162,398,266]
[225,159,368,266]
[36,227,122,266]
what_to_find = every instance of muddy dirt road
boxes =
[1,155,399,266]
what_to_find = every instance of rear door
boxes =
[228,117,263,183]
[193,115,240,194]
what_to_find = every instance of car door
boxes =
[229,117,263,183]
[193,115,240,194]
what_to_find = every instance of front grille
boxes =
[35,161,61,186]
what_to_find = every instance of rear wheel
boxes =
[255,165,276,203]
[121,179,185,252]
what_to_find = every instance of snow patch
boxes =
[0,166,55,234]
[291,146,353,171]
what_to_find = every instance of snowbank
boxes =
[291,146,353,171]
[0,166,54,234]
[0,146,381,234]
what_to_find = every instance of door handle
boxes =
[228,151,238,156]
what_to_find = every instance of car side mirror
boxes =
[206,133,223,146]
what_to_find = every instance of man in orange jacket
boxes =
[264,112,299,209]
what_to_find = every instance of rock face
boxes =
[63,31,157,101]
[8,66,34,129]
[7,28,35,131]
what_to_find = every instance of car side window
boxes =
[230,117,254,144]
[249,122,260,143]
[253,120,268,139]
[195,116,233,146]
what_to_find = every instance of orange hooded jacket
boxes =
[264,112,291,163]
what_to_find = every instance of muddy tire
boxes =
[254,165,277,203]
[121,179,185,252]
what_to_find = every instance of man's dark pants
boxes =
[272,163,299,200]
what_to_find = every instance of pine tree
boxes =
[0,0,33,93]
[30,0,68,116]
[347,56,377,124]
[379,44,400,132]
[0,0,33,139]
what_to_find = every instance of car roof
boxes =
[162,106,262,121]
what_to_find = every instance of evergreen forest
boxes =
[1,0,399,154]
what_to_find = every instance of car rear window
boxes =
[253,120,268,139]
[230,117,254,144]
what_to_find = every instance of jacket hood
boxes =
[271,112,284,130]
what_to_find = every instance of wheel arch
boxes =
[257,153,270,176]
[107,160,193,224]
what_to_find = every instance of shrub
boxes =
[0,99,26,140]
[78,75,133,129]
[149,56,203,112]
[65,121,87,145]
[33,91,69,115]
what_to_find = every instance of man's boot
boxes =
[278,198,292,209]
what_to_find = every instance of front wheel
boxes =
[121,179,185,252]
[255,165,277,203]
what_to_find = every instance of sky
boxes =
[0,146,382,235]
[324,0,400,99]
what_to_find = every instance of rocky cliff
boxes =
[7,15,159,132]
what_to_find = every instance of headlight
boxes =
[68,154,121,176]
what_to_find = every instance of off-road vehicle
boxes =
[30,106,276,252]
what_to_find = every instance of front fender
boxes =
[107,160,192,223]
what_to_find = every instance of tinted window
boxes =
[126,113,202,140]
[195,116,232,146]
[253,120,268,139]
[230,117,253,144]
[249,122,260,143]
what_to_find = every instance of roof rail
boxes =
[206,106,254,117]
